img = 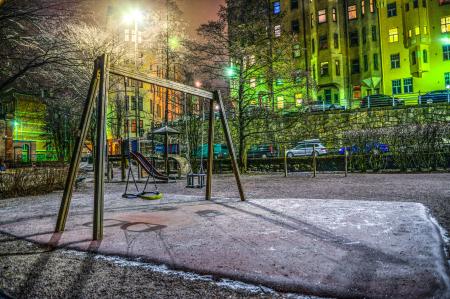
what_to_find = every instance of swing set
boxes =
[54,54,245,240]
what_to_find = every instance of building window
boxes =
[291,20,300,33]
[444,45,450,61]
[291,0,298,10]
[319,35,328,50]
[318,9,327,23]
[441,16,450,33]
[373,53,379,70]
[335,60,341,76]
[312,39,315,53]
[292,44,301,58]
[370,0,374,12]
[349,31,359,47]
[362,27,367,44]
[361,0,365,16]
[411,51,417,65]
[138,96,143,111]
[324,89,332,103]
[387,2,397,17]
[277,96,284,109]
[131,119,137,133]
[332,8,337,21]
[422,0,426,7]
[415,26,420,35]
[424,26,428,34]
[406,3,410,11]
[389,28,399,43]
[423,49,428,63]
[274,25,281,37]
[351,59,360,74]
[348,5,357,20]
[391,53,400,68]
[413,0,418,8]
[371,25,377,41]
[320,62,329,76]
[392,79,401,95]
[364,55,369,71]
[273,1,281,14]
[445,72,450,88]
[334,33,339,48]
[403,78,413,93]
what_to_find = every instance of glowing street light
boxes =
[123,9,144,25]
[194,81,202,88]
[225,66,236,78]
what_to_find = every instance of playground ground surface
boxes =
[0,172,449,298]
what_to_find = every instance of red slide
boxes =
[130,152,169,182]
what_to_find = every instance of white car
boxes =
[286,140,328,157]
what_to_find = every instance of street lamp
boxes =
[123,8,145,178]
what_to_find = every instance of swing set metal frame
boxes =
[54,54,245,240]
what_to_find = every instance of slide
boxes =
[130,152,169,182]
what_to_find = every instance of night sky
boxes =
[177,0,224,37]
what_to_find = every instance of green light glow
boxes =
[225,66,236,78]
[441,37,450,45]
[169,36,180,50]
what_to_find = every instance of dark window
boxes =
[334,33,339,48]
[387,2,397,17]
[319,35,328,50]
[312,39,315,53]
[411,51,417,65]
[324,89,332,103]
[413,0,418,8]
[273,1,281,14]
[444,45,450,61]
[391,53,400,68]
[291,20,300,33]
[349,31,359,47]
[404,78,413,93]
[422,0,426,7]
[445,72,450,87]
[362,27,367,44]
[335,60,341,76]
[373,53,379,70]
[138,96,143,111]
[392,79,401,95]
[405,3,410,11]
[423,49,428,63]
[364,55,369,71]
[131,96,136,110]
[371,25,377,41]
[125,96,130,111]
[320,62,329,76]
[351,59,360,74]
[291,0,298,10]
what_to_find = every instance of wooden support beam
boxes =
[205,97,215,200]
[55,59,100,233]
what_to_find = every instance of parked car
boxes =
[419,90,450,105]
[195,144,229,159]
[338,142,389,155]
[361,94,402,108]
[305,102,346,112]
[286,139,328,157]
[247,144,278,158]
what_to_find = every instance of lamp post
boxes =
[124,9,144,178]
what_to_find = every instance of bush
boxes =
[0,167,67,199]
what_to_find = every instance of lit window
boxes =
[292,44,301,58]
[335,60,340,76]
[441,16,450,33]
[370,0,374,12]
[408,30,412,37]
[444,45,450,61]
[362,0,365,16]
[392,79,401,95]
[320,62,329,76]
[274,25,281,37]
[403,78,413,93]
[332,8,337,21]
[250,78,256,88]
[273,1,281,14]
[444,72,450,88]
[318,9,327,23]
[423,26,427,34]
[277,96,284,109]
[387,2,397,17]
[415,26,420,35]
[348,5,357,20]
[295,94,303,106]
[389,28,399,43]
[390,53,400,69]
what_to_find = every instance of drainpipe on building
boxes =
[343,0,353,108]
[301,0,310,100]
